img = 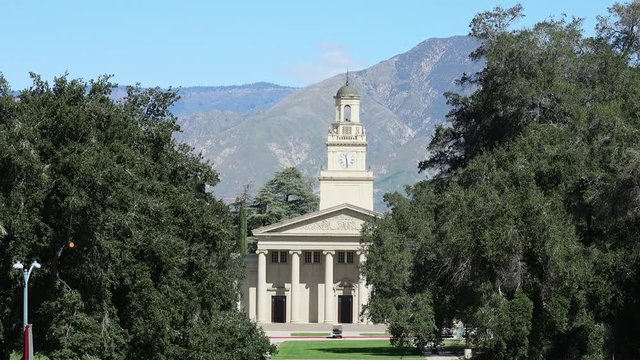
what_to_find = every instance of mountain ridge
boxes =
[173,36,482,210]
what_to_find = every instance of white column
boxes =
[235,280,242,311]
[256,250,268,323]
[357,250,368,323]
[289,250,302,323]
[323,250,335,324]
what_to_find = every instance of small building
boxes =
[241,81,377,324]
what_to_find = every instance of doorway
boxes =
[272,296,286,323]
[338,295,353,324]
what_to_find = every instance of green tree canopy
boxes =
[0,74,274,359]
[364,2,640,359]
[248,167,319,229]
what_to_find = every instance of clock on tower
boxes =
[338,152,355,168]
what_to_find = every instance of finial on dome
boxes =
[335,69,359,98]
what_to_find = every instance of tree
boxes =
[248,167,319,229]
[0,74,275,359]
[231,185,252,255]
[238,201,249,255]
[421,5,586,174]
[365,2,640,359]
[597,0,640,64]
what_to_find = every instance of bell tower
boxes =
[319,79,374,211]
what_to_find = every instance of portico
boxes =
[244,204,375,324]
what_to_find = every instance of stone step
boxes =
[259,322,387,332]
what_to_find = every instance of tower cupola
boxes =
[319,77,374,211]
[333,76,361,123]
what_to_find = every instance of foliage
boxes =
[237,202,249,254]
[597,0,640,64]
[10,353,52,360]
[231,185,251,255]
[248,167,318,229]
[365,2,640,359]
[0,74,274,359]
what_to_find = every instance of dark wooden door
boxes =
[271,296,286,323]
[338,295,353,324]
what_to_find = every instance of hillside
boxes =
[174,36,482,209]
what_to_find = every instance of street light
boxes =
[14,260,40,328]
[14,260,41,360]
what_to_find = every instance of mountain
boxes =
[174,36,482,210]
[170,82,297,115]
[111,82,296,115]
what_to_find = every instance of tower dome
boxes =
[335,71,360,98]
[335,84,359,98]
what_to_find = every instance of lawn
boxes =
[273,340,424,359]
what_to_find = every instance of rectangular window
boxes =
[347,251,354,264]
[343,126,352,135]
[271,251,288,263]
[305,251,321,264]
[338,251,346,264]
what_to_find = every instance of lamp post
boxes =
[13,260,40,360]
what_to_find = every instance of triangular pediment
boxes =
[252,203,378,237]
[277,211,366,235]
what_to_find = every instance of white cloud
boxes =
[285,43,365,85]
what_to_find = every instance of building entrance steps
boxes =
[260,322,387,337]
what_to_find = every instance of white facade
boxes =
[241,83,377,324]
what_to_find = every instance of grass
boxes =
[273,340,423,359]
[441,338,468,351]
[10,353,50,360]
[290,332,331,337]
[359,332,388,336]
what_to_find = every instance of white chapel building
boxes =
[241,81,378,324]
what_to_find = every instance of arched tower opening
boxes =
[344,105,351,122]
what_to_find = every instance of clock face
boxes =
[338,152,355,168]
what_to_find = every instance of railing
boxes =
[327,134,366,141]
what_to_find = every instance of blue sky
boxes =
[1,0,617,89]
